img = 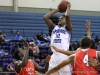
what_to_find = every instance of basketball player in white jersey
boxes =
[44,2,72,75]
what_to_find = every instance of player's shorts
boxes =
[49,53,72,75]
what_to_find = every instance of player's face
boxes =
[58,16,66,26]
[17,32,20,36]
[13,59,16,63]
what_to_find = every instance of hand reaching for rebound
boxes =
[85,20,91,31]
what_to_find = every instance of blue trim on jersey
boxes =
[53,25,71,37]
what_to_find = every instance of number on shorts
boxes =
[83,55,90,66]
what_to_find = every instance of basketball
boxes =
[58,1,68,13]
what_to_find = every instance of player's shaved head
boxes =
[80,36,91,49]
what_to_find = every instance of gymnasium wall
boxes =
[18,0,100,12]
[0,0,13,6]
[69,0,100,11]
[0,0,100,11]
[0,0,100,16]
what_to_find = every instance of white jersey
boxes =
[49,25,71,75]
[51,25,71,54]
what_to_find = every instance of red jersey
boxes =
[72,49,98,75]
[15,60,35,75]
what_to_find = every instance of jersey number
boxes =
[83,55,90,66]
[53,33,61,43]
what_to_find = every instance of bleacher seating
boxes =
[0,12,98,39]
[0,11,100,40]
[0,11,49,39]
[3,63,8,71]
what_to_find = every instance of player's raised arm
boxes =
[44,9,59,30]
[45,54,75,75]
[65,2,72,33]
[31,55,51,73]
[14,39,29,68]
[86,20,91,39]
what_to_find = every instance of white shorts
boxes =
[49,53,72,75]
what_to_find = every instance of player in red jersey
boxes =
[45,36,100,75]
[14,39,51,75]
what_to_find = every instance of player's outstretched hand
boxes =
[50,45,60,52]
[20,39,29,49]
[88,58,98,68]
[64,1,71,17]
[85,20,91,31]
[45,55,51,62]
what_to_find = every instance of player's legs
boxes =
[48,55,60,75]
[49,54,72,75]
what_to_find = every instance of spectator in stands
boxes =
[69,41,77,51]
[25,38,30,43]
[15,32,23,40]
[96,41,100,51]
[39,51,46,61]
[44,33,51,42]
[29,49,40,63]
[29,42,40,54]
[0,35,5,45]
[76,41,80,48]
[36,32,50,43]
[33,36,49,47]
[33,36,41,45]
[94,36,99,43]
[10,42,18,54]
[7,59,16,75]
[36,32,44,41]
[0,49,5,58]
[0,31,6,39]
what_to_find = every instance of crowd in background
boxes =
[0,31,100,74]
